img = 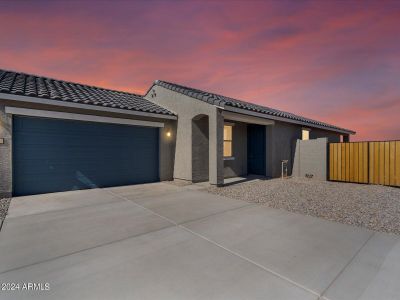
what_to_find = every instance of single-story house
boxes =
[0,69,355,196]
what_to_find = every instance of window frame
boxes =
[302,128,310,140]
[223,123,234,159]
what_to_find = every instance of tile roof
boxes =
[0,69,175,116]
[153,80,355,134]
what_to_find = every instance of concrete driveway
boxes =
[0,182,399,300]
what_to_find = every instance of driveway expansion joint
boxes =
[180,224,320,298]
[3,186,378,300]
[0,221,175,275]
[317,231,376,300]
[104,188,255,228]
[103,189,179,226]
[105,188,319,298]
[5,197,127,220]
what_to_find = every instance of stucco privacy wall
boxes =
[292,138,328,180]
[265,121,340,178]
[0,100,176,196]
[224,121,247,178]
[145,86,224,185]
[0,105,12,197]
[265,121,301,178]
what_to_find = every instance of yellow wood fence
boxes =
[329,141,400,187]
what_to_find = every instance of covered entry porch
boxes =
[220,111,274,185]
[178,107,275,187]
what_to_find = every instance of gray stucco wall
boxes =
[224,121,247,178]
[265,121,341,178]
[310,128,340,143]
[145,86,224,185]
[265,121,301,178]
[292,138,328,180]
[192,116,209,182]
[0,105,12,197]
[159,120,176,181]
[146,86,343,183]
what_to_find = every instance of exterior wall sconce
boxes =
[166,131,171,137]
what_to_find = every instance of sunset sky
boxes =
[1,0,399,140]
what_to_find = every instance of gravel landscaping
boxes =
[0,198,11,230]
[208,178,400,234]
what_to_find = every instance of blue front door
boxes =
[13,116,159,196]
[247,124,266,175]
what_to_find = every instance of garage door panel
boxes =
[14,132,156,146]
[16,171,155,195]
[14,145,156,161]
[13,116,159,196]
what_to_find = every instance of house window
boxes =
[302,129,310,140]
[224,125,233,157]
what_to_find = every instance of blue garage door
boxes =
[13,116,159,196]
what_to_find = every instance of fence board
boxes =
[329,141,399,187]
[335,144,339,180]
[329,144,334,180]
[336,144,342,181]
[354,143,359,182]
[379,142,385,185]
[345,143,350,181]
[349,143,354,181]
[374,142,380,184]
[341,143,346,180]
[364,142,369,183]
[384,142,390,185]
[363,142,368,183]
[369,143,374,184]
[359,143,364,183]
[331,144,335,180]
[333,143,337,180]
[390,142,396,186]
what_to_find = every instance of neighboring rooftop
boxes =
[152,80,355,134]
[0,69,175,116]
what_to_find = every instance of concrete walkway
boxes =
[0,182,399,300]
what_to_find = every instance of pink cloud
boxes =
[0,1,399,141]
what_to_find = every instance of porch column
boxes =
[0,105,12,198]
[209,109,224,185]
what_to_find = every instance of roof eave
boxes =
[224,106,355,135]
[153,80,355,135]
[0,92,177,120]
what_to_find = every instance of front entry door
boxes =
[247,124,266,175]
